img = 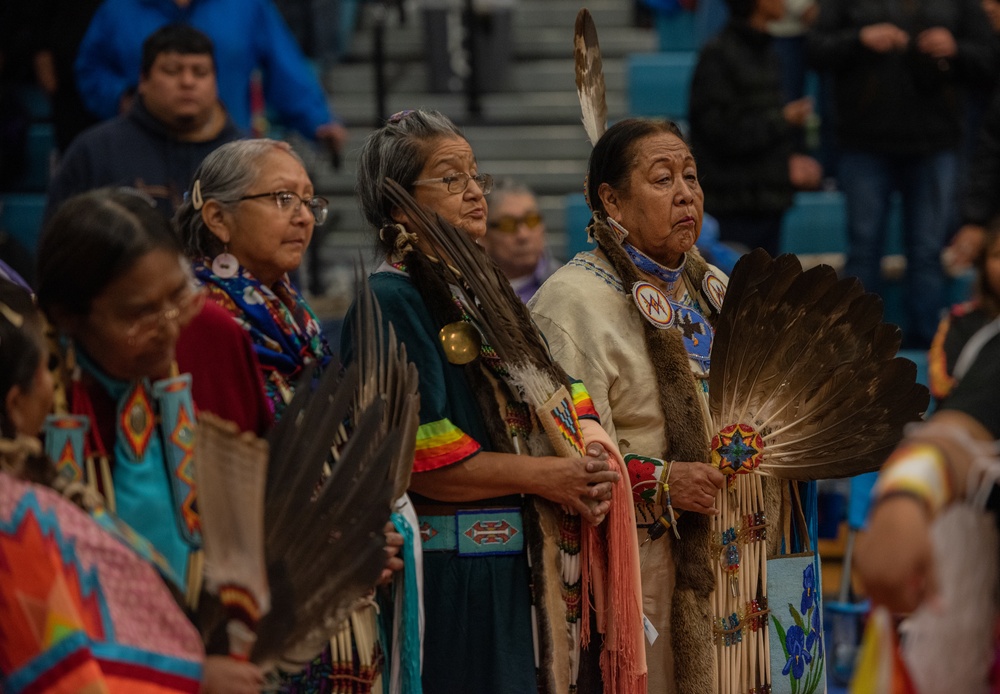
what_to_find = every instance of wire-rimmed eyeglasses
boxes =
[237,190,329,224]
[412,172,494,195]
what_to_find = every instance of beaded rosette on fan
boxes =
[704,250,929,693]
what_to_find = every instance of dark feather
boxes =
[711,250,929,480]
[241,273,418,670]
[574,9,607,146]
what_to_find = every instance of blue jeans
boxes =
[839,149,958,348]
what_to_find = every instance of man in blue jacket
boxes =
[73,0,346,156]
[46,24,240,219]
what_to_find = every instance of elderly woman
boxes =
[531,119,738,693]
[177,139,397,693]
[342,109,628,693]
[35,189,269,692]
[176,139,332,418]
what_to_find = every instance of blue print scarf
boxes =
[193,259,332,416]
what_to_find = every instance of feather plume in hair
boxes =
[195,275,418,673]
[575,9,608,147]
[709,249,930,481]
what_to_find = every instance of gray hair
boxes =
[176,138,304,258]
[486,178,537,219]
[355,110,465,255]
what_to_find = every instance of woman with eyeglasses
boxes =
[177,139,333,417]
[482,178,562,303]
[178,139,403,693]
[342,109,629,693]
[36,189,272,677]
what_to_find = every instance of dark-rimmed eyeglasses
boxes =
[488,211,544,234]
[237,190,329,224]
[412,172,494,195]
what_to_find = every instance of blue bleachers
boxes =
[12,123,56,193]
[563,193,594,258]
[653,10,698,52]
[0,194,47,254]
[627,51,698,123]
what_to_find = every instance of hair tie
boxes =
[387,109,416,125]
[380,223,418,261]
[192,179,204,210]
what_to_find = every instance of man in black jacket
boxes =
[807,0,995,347]
[45,24,240,220]
[689,0,823,256]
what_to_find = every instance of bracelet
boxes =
[873,442,951,517]
[660,460,681,540]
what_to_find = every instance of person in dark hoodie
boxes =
[807,0,996,348]
[688,0,822,257]
[44,24,239,220]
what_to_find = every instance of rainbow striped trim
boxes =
[570,381,599,422]
[414,418,481,472]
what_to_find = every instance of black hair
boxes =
[37,188,182,319]
[140,23,215,76]
[0,280,44,439]
[586,118,686,218]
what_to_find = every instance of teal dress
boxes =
[341,270,538,693]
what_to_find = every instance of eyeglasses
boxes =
[488,211,544,234]
[237,190,329,224]
[123,288,206,346]
[412,172,494,195]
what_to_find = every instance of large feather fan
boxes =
[252,276,420,671]
[195,277,419,673]
[709,249,929,480]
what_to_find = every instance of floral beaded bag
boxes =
[767,483,827,694]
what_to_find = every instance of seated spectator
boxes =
[74,0,346,156]
[929,219,1000,403]
[45,24,239,220]
[689,0,822,256]
[482,179,560,303]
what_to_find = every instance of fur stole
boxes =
[591,217,718,694]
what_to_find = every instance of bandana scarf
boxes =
[193,260,332,414]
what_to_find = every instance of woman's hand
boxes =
[378,521,405,586]
[534,448,621,526]
[855,495,937,615]
[200,656,264,694]
[666,461,724,515]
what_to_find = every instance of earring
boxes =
[607,218,629,243]
[212,244,239,278]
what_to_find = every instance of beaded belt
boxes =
[417,507,524,556]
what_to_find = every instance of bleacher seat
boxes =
[653,10,698,52]
[563,193,594,259]
[627,51,698,123]
[0,194,47,254]
[779,191,848,256]
[12,123,56,193]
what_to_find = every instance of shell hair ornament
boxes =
[191,179,204,210]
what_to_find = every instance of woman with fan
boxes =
[341,109,635,694]
[530,118,733,694]
[178,139,403,694]
[37,188,273,601]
